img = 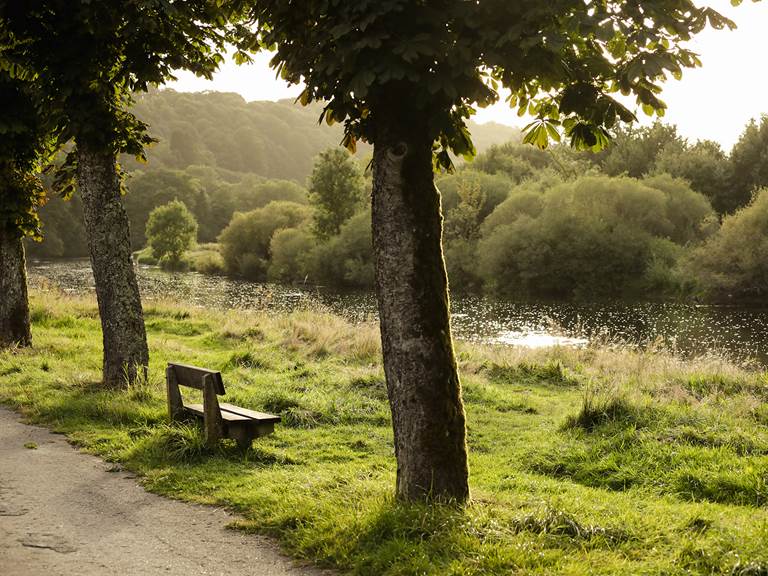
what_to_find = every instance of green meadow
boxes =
[1,290,767,575]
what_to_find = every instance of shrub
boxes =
[188,248,225,275]
[687,189,768,301]
[134,247,157,265]
[145,199,198,270]
[218,201,312,279]
[444,238,482,291]
[241,178,309,208]
[304,210,374,288]
[643,173,718,244]
[268,227,314,283]
[159,253,190,272]
[477,174,715,298]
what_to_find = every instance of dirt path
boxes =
[0,407,332,576]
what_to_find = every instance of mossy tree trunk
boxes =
[76,140,148,387]
[0,226,32,348]
[371,104,470,503]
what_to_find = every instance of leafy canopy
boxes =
[0,0,246,193]
[245,0,739,170]
[0,70,53,239]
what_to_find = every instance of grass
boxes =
[2,289,768,575]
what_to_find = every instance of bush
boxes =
[241,178,309,208]
[436,170,513,218]
[268,227,314,283]
[159,253,190,272]
[477,174,715,298]
[643,174,718,244]
[187,245,226,275]
[444,238,482,291]
[687,189,768,301]
[134,246,157,265]
[472,142,553,181]
[145,199,198,270]
[218,201,312,280]
[304,211,374,288]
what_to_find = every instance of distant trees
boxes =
[654,140,732,214]
[27,91,768,265]
[145,201,198,270]
[438,171,513,218]
[471,142,553,182]
[123,90,519,182]
[126,169,309,250]
[730,116,768,213]
[585,120,763,216]
[597,123,682,179]
[440,178,488,289]
[308,149,366,239]
[28,167,310,257]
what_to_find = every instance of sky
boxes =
[170,0,768,152]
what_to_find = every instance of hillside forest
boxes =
[30,89,768,303]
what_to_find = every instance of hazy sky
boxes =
[171,0,767,151]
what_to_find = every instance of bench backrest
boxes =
[167,363,225,395]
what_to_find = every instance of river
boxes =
[27,259,768,367]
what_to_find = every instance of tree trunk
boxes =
[0,227,32,348]
[76,140,148,387]
[371,110,470,503]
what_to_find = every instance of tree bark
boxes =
[76,140,148,387]
[371,109,470,503]
[0,227,32,348]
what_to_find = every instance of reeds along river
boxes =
[28,259,768,368]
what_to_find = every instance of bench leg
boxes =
[203,378,224,448]
[166,366,184,422]
[229,425,254,450]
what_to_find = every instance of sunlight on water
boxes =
[495,330,590,348]
[28,259,768,366]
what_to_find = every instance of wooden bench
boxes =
[166,362,280,449]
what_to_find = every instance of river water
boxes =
[27,259,768,367]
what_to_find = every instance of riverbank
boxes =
[1,290,767,575]
[27,258,768,365]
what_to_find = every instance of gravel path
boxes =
[0,407,332,576]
